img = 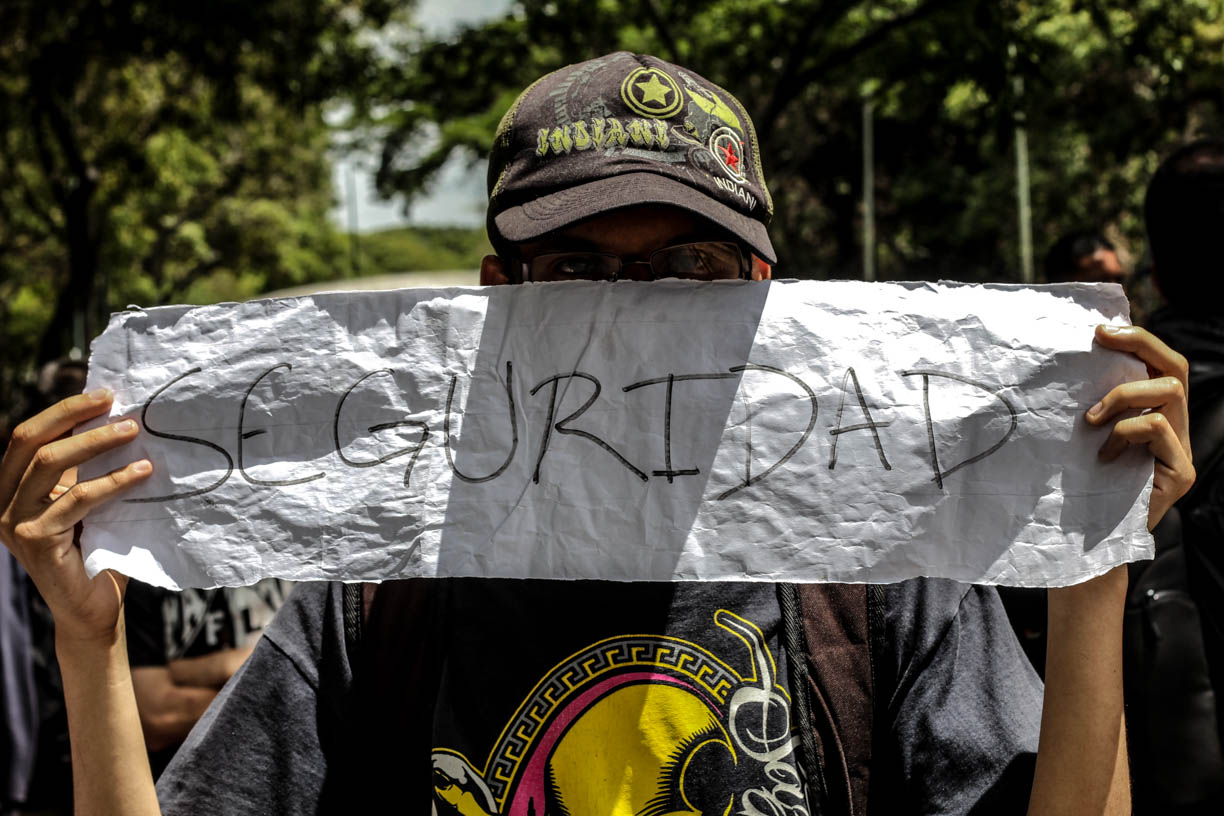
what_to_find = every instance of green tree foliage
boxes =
[364,0,1224,280]
[0,0,394,414]
[3,0,1222,422]
[359,225,493,273]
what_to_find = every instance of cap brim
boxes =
[494,172,777,264]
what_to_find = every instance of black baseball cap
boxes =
[487,52,776,263]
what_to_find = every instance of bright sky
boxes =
[330,0,513,232]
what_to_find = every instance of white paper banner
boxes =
[78,279,1152,589]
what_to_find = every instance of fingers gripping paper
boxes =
[78,280,1152,589]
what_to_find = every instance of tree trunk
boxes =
[36,173,97,365]
[31,72,101,367]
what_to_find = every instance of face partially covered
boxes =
[1074,247,1126,284]
[479,205,771,286]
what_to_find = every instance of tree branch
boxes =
[0,133,60,235]
[165,256,225,300]
[142,159,249,290]
[34,79,91,187]
[640,0,679,63]
[757,0,960,136]
[29,105,68,206]
[18,181,60,235]
[755,0,861,134]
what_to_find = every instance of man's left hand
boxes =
[1086,324,1195,530]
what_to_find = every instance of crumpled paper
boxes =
[77,279,1152,589]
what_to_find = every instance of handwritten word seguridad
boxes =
[126,358,1017,505]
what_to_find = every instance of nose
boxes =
[620,260,654,281]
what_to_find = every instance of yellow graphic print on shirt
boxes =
[431,610,810,816]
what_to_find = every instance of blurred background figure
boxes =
[1,548,36,816]
[1,359,90,816]
[1127,137,1224,815]
[32,362,88,407]
[126,580,292,778]
[1043,230,1127,285]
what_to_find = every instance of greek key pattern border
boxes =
[487,635,738,800]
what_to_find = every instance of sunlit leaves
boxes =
[365,0,1222,286]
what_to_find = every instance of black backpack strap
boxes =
[779,583,829,813]
[340,579,446,810]
[865,583,903,814]
[866,585,894,713]
[341,581,366,665]
[781,582,877,816]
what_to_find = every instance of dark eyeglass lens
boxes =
[531,253,619,281]
[653,242,743,280]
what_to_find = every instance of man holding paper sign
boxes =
[0,53,1195,815]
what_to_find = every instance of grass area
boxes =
[356,225,493,274]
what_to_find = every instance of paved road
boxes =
[260,269,478,299]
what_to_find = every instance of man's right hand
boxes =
[0,389,152,644]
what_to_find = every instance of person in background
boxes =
[125,579,291,778]
[1,546,37,815]
[1,359,90,816]
[1043,229,1128,285]
[1128,137,1224,814]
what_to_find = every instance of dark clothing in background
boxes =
[18,582,71,814]
[125,579,290,777]
[1,551,36,811]
[1147,310,1224,724]
[125,580,291,666]
[1127,309,1224,813]
[996,585,1047,679]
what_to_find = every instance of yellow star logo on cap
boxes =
[635,74,672,107]
[620,67,683,118]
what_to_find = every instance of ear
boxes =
[751,255,772,281]
[480,255,514,286]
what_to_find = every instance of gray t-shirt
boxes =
[155,578,1042,815]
